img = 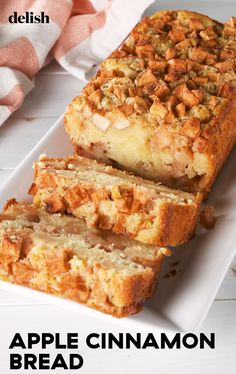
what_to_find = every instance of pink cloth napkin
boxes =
[0,0,154,126]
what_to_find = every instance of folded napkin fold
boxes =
[0,0,154,126]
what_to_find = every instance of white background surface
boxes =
[0,0,236,372]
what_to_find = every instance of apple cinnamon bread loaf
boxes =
[0,200,169,317]
[65,10,236,196]
[29,154,202,246]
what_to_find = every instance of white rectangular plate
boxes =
[0,113,236,332]
[1,0,236,332]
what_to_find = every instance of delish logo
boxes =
[9,11,49,24]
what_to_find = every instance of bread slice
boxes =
[64,10,236,196]
[0,200,169,317]
[29,154,202,246]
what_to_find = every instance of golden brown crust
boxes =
[196,93,236,195]
[30,154,202,246]
[64,10,236,196]
[0,201,167,317]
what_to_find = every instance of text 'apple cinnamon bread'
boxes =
[29,154,202,246]
[0,200,170,317]
[65,10,236,196]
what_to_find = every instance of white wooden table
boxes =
[0,0,236,370]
